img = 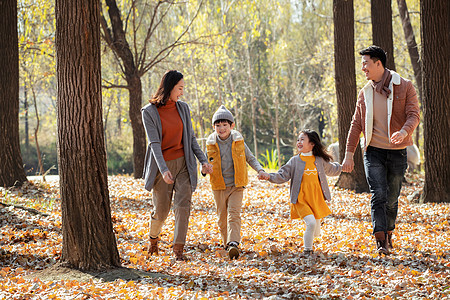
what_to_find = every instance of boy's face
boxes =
[297,132,314,153]
[214,121,235,140]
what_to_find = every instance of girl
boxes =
[259,129,342,255]
[141,70,212,261]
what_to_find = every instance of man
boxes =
[342,46,420,255]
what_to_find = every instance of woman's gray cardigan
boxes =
[269,155,342,204]
[141,101,208,192]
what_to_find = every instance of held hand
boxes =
[390,130,407,145]
[341,158,354,173]
[202,163,213,174]
[258,171,270,180]
[162,170,174,184]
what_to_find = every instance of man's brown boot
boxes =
[148,237,160,255]
[173,244,186,261]
[374,231,389,255]
[386,231,393,251]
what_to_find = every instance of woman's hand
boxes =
[162,170,174,184]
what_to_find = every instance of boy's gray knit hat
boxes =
[212,105,234,125]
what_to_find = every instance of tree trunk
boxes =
[246,46,258,158]
[397,0,422,163]
[190,56,205,150]
[127,76,146,179]
[0,0,27,187]
[333,0,369,193]
[56,0,120,270]
[371,0,396,71]
[225,59,239,131]
[420,0,450,203]
[24,84,29,149]
[31,85,45,180]
[397,0,422,103]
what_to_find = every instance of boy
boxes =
[205,105,265,259]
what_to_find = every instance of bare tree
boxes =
[0,0,27,187]
[371,0,396,71]
[420,0,450,203]
[333,0,369,193]
[56,0,120,270]
[100,0,203,179]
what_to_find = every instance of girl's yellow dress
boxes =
[291,155,331,219]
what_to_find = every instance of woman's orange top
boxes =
[157,100,184,161]
[291,155,331,220]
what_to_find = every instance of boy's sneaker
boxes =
[227,242,240,260]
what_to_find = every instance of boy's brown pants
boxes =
[150,156,192,245]
[213,186,244,245]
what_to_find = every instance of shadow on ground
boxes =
[26,263,168,282]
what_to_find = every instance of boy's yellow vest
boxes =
[206,130,248,190]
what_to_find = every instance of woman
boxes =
[141,70,212,261]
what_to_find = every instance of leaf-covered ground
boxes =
[1,173,449,299]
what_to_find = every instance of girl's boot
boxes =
[148,237,160,255]
[173,244,186,261]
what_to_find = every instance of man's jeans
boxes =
[364,146,408,234]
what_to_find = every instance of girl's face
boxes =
[169,79,184,102]
[297,132,314,153]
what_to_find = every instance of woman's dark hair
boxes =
[359,45,387,68]
[150,70,183,107]
[300,129,333,162]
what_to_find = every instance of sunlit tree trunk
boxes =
[56,0,120,270]
[371,0,396,71]
[333,0,369,193]
[0,0,27,187]
[420,0,450,203]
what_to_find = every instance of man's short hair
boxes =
[359,45,387,68]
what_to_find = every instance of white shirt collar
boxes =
[300,151,313,156]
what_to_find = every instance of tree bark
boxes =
[0,0,28,187]
[420,0,450,203]
[31,85,45,180]
[397,0,422,154]
[127,75,146,180]
[246,46,258,158]
[371,0,396,71]
[397,0,422,102]
[333,0,369,193]
[56,0,120,270]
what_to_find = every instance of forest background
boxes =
[18,0,421,176]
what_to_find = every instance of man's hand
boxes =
[390,130,407,145]
[258,170,270,180]
[201,163,213,174]
[342,158,354,173]
[162,170,174,184]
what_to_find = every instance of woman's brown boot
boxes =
[148,237,160,255]
[374,231,389,255]
[173,244,186,261]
